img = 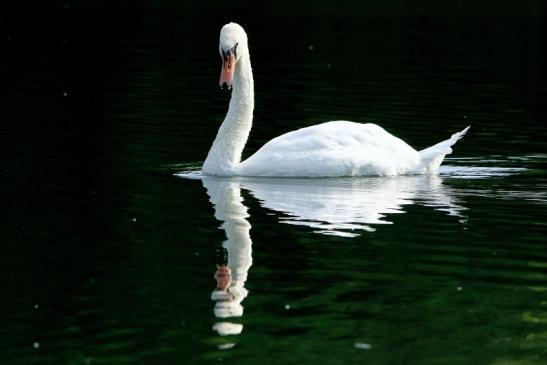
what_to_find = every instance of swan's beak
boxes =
[220,54,236,90]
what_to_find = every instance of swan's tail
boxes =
[417,126,470,173]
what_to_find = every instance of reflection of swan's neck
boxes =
[204,178,253,337]
[203,50,254,176]
[216,183,252,290]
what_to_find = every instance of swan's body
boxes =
[203,23,469,178]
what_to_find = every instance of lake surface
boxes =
[1,1,546,364]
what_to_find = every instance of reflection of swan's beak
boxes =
[203,177,252,341]
[215,265,232,290]
[220,54,236,90]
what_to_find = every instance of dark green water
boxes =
[1,1,546,364]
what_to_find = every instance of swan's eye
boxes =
[220,46,227,58]
[219,43,239,60]
[232,42,238,58]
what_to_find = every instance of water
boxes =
[1,1,546,364]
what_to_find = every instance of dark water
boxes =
[1,1,547,364]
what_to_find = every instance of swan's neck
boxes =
[203,51,254,175]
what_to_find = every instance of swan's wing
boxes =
[238,121,420,177]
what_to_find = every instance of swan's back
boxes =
[237,121,421,177]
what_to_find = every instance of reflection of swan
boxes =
[194,173,466,343]
[239,175,466,237]
[203,177,252,338]
[202,22,469,177]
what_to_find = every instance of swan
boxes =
[203,22,470,177]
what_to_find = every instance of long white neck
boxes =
[203,49,254,176]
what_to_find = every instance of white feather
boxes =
[203,23,469,177]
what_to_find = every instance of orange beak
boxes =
[219,54,236,89]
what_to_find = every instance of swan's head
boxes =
[219,22,248,90]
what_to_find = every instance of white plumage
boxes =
[203,23,469,178]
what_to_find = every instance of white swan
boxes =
[203,22,470,177]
